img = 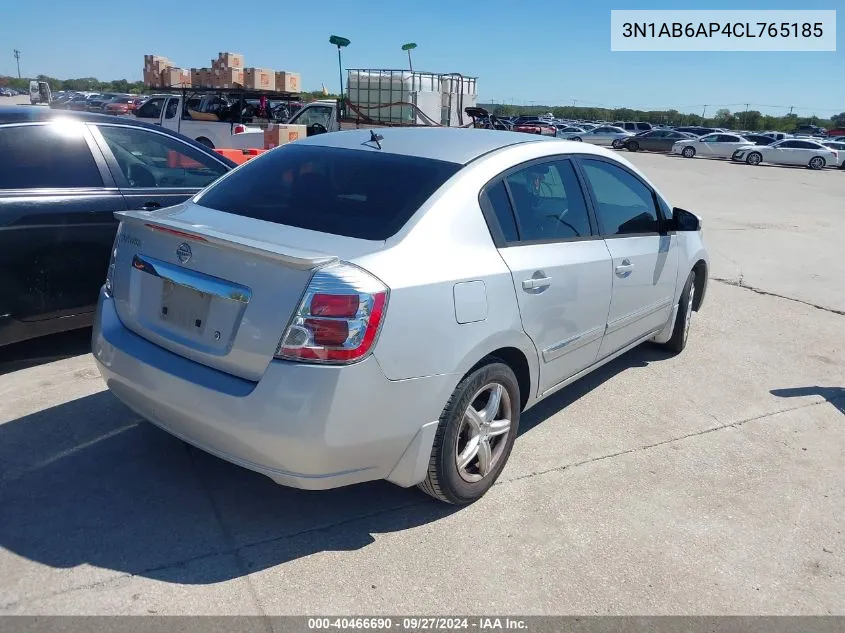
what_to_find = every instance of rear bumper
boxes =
[92,290,453,490]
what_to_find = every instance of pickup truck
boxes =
[286,99,435,134]
[133,94,265,149]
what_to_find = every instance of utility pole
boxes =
[788,106,794,115]
[701,105,707,118]
[13,49,21,78]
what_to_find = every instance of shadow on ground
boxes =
[0,343,673,589]
[771,386,845,416]
[0,328,93,377]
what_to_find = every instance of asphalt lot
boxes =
[0,148,843,615]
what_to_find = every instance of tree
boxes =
[831,112,845,128]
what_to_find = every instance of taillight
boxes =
[275,262,388,364]
[233,124,246,134]
[104,223,122,296]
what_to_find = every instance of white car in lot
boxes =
[731,138,839,170]
[558,125,634,148]
[672,133,751,159]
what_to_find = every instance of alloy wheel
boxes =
[455,383,512,483]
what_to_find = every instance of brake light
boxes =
[275,262,388,364]
[233,124,246,134]
[144,223,208,242]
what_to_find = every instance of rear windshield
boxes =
[196,144,461,241]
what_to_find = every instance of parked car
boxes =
[86,93,121,113]
[672,132,751,159]
[613,121,653,133]
[105,96,145,116]
[621,129,696,152]
[673,126,717,137]
[91,127,708,504]
[558,125,633,147]
[0,107,235,347]
[741,134,777,146]
[821,140,845,168]
[762,131,792,141]
[731,138,839,169]
[66,93,100,111]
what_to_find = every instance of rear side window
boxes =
[0,123,103,189]
[482,180,518,243]
[196,144,461,240]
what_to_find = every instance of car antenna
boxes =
[368,130,383,149]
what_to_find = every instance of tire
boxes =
[612,139,623,149]
[418,360,520,505]
[746,152,762,165]
[571,136,582,142]
[662,270,696,354]
[628,141,639,152]
[808,156,825,170]
[681,146,696,158]
[196,137,214,149]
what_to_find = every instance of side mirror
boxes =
[671,207,701,232]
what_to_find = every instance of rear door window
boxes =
[196,144,461,240]
[0,123,103,189]
[97,125,228,189]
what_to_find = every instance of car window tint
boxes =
[292,106,333,128]
[0,123,103,189]
[196,144,460,241]
[581,159,659,235]
[779,141,799,149]
[504,160,591,241]
[482,180,518,243]
[136,97,164,119]
[98,125,228,189]
[164,99,179,119]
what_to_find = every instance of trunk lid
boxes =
[111,202,382,381]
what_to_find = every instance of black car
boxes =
[741,134,776,146]
[673,126,717,137]
[0,107,236,347]
[621,129,696,152]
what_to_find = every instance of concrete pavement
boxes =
[0,152,843,615]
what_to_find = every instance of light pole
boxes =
[401,42,417,72]
[329,35,350,100]
[13,49,21,78]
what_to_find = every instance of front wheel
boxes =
[418,361,520,505]
[681,146,696,158]
[662,270,696,354]
[808,156,825,170]
[627,141,639,152]
[746,151,762,166]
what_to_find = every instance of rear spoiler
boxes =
[115,210,338,271]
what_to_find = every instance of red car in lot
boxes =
[105,96,145,115]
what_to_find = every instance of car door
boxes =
[481,158,613,395]
[696,134,719,156]
[159,96,181,132]
[0,121,126,331]
[641,131,663,151]
[715,134,746,157]
[133,96,166,125]
[89,123,230,212]
[770,140,803,165]
[577,157,679,359]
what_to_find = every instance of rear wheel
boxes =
[746,151,762,166]
[571,136,582,142]
[808,156,825,170]
[418,361,520,505]
[612,138,624,149]
[681,146,696,158]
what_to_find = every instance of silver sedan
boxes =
[92,128,709,504]
[557,125,634,148]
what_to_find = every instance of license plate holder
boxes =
[160,279,212,334]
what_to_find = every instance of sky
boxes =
[3,0,843,118]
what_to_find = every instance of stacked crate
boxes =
[275,71,301,93]
[211,51,245,89]
[160,67,191,88]
[243,68,275,91]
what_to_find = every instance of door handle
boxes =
[615,259,634,276]
[140,202,161,211]
[522,276,552,290]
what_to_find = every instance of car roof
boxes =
[296,127,558,165]
[0,106,237,167]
